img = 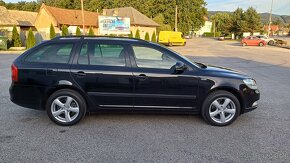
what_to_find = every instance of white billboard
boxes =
[99,16,130,35]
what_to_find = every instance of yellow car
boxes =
[158,31,186,46]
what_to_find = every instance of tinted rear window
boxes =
[25,43,74,64]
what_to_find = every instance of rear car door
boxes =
[129,44,199,110]
[70,39,134,109]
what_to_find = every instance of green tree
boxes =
[135,29,140,39]
[88,27,95,36]
[61,25,69,36]
[12,25,22,47]
[128,31,133,38]
[243,7,261,34]
[145,32,150,41]
[151,31,157,42]
[50,24,56,39]
[26,28,36,49]
[211,12,232,35]
[230,8,247,37]
[153,14,172,34]
[76,26,82,36]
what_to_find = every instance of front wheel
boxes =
[259,42,264,47]
[201,91,241,126]
[242,42,246,46]
[46,89,86,126]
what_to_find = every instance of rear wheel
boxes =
[242,42,247,46]
[46,89,86,126]
[201,91,240,126]
[268,40,274,45]
[259,42,264,47]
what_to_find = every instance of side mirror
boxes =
[172,61,187,73]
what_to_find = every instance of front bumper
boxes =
[241,88,260,114]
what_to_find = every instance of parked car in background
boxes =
[10,36,260,126]
[255,35,275,45]
[158,31,186,46]
[241,36,266,47]
[218,34,232,41]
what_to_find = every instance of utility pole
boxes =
[267,0,274,37]
[81,0,85,35]
[213,20,216,38]
[175,5,178,32]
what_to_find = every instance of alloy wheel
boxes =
[51,96,80,123]
[209,97,236,124]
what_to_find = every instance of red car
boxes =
[241,36,266,47]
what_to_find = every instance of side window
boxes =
[90,44,126,67]
[25,43,74,64]
[132,46,177,69]
[78,43,89,65]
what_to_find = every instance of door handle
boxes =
[74,71,86,77]
[137,74,148,80]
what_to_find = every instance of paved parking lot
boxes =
[1,38,290,162]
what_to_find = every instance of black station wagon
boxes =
[10,36,260,126]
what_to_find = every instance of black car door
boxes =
[129,44,199,110]
[70,39,134,109]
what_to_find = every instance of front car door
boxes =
[128,43,199,110]
[70,39,134,109]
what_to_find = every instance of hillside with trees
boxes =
[0,0,207,34]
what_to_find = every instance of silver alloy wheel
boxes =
[209,97,236,124]
[51,96,79,123]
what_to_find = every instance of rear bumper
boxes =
[9,83,48,110]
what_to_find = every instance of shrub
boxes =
[26,28,36,49]
[135,29,140,39]
[50,24,56,39]
[61,25,69,36]
[151,31,157,42]
[88,27,95,36]
[12,25,22,47]
[76,26,81,36]
[128,31,133,38]
[203,32,221,37]
[145,32,150,41]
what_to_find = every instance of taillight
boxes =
[11,64,18,82]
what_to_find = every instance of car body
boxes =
[255,35,275,45]
[218,34,232,41]
[241,36,266,46]
[10,36,260,126]
[158,31,186,46]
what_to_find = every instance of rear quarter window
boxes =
[24,43,74,64]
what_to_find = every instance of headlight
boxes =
[243,78,258,89]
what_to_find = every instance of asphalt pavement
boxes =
[0,38,290,162]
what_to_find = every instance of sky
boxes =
[3,0,290,15]
[206,0,290,15]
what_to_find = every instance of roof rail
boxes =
[51,35,149,43]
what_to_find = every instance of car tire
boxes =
[259,42,264,47]
[242,42,246,46]
[201,90,241,126]
[268,40,274,45]
[183,42,186,46]
[46,89,86,126]
[169,42,173,47]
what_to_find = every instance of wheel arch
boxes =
[41,85,92,112]
[204,86,245,114]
